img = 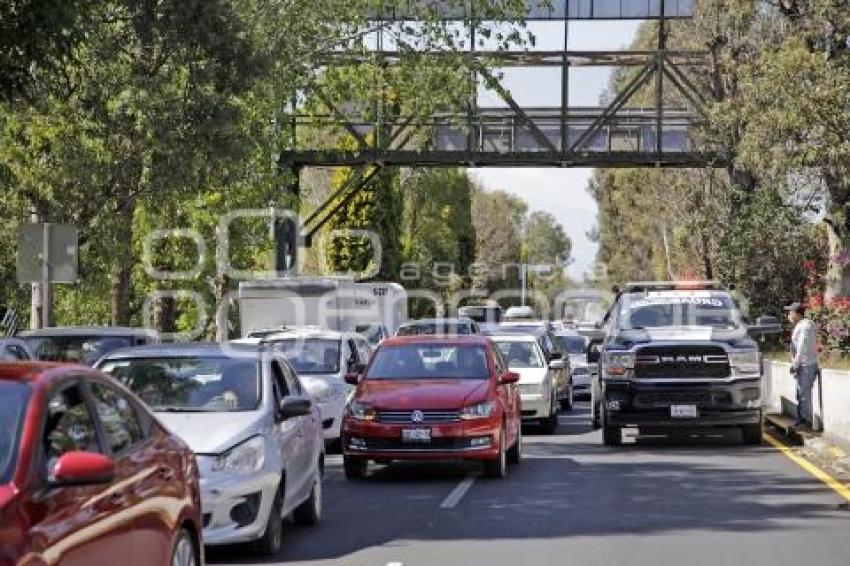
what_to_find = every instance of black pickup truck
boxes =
[586,282,780,446]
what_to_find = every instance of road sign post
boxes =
[17,223,78,329]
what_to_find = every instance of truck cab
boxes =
[588,282,779,446]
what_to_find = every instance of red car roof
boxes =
[381,335,492,347]
[0,362,83,384]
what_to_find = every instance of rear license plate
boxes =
[402,428,432,443]
[671,404,698,418]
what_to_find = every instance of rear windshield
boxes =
[269,338,341,374]
[99,357,261,412]
[494,341,544,368]
[367,345,489,380]
[558,335,587,354]
[0,381,30,484]
[24,335,134,365]
[396,322,472,336]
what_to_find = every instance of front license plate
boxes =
[402,428,432,443]
[671,404,698,418]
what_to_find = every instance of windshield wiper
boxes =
[154,406,218,413]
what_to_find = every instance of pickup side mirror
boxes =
[549,359,566,370]
[279,396,312,420]
[500,371,520,385]
[587,340,603,364]
[51,451,115,487]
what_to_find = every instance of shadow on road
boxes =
[208,403,843,564]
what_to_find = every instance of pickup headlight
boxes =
[729,351,761,375]
[213,436,265,475]
[603,352,635,378]
[348,401,377,421]
[460,401,494,420]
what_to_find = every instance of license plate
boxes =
[402,428,432,443]
[671,404,698,418]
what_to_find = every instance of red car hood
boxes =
[357,379,490,410]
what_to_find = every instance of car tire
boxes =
[741,422,764,446]
[602,409,622,446]
[591,401,602,430]
[251,486,283,556]
[293,471,322,526]
[560,383,574,411]
[484,427,508,479]
[343,456,368,480]
[170,528,198,566]
[507,423,522,465]
[540,396,558,434]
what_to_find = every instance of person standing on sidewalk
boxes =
[785,302,819,429]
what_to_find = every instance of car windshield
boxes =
[618,292,742,329]
[25,335,133,365]
[99,356,261,412]
[396,322,471,336]
[355,325,384,346]
[0,381,30,484]
[367,345,489,380]
[270,338,341,374]
[494,341,544,368]
[558,335,587,354]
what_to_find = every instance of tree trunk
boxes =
[153,294,176,334]
[824,175,850,302]
[110,202,133,326]
[214,273,230,342]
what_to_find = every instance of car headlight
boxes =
[213,436,265,475]
[729,351,761,375]
[460,401,494,420]
[603,352,634,378]
[347,401,377,421]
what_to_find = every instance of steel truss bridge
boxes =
[275,0,717,264]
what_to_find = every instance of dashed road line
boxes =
[439,473,479,509]
[764,432,850,502]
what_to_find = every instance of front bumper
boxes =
[197,457,281,546]
[520,394,550,419]
[342,417,502,460]
[602,377,763,427]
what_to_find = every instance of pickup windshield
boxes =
[618,292,742,330]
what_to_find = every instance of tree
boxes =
[523,211,571,266]
[471,188,527,294]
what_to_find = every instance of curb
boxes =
[766,413,850,479]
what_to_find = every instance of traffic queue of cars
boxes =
[0,313,590,564]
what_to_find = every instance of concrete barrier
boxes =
[763,359,850,449]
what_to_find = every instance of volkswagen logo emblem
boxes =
[411,410,425,423]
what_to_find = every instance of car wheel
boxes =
[343,456,368,480]
[251,486,283,556]
[591,401,602,429]
[293,470,322,526]
[741,422,764,446]
[602,410,622,447]
[560,384,574,411]
[507,423,522,465]
[541,396,558,434]
[171,528,197,566]
[484,427,507,479]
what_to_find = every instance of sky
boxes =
[469,20,642,280]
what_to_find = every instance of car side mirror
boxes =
[549,351,563,360]
[344,372,362,386]
[279,396,312,420]
[587,341,603,364]
[347,361,366,374]
[549,359,566,370]
[500,371,520,385]
[51,451,115,487]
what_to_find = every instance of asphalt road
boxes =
[208,403,850,566]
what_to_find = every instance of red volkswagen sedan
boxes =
[0,363,203,566]
[341,336,522,479]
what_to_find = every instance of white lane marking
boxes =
[439,473,479,509]
[386,563,404,566]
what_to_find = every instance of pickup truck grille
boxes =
[376,410,460,424]
[634,346,729,379]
